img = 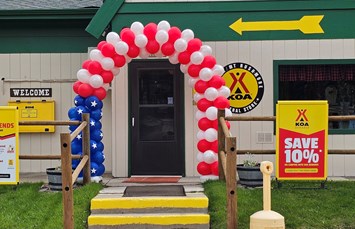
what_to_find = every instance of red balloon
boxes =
[161,42,175,56]
[194,80,209,94]
[97,41,107,50]
[93,87,107,100]
[168,27,181,43]
[101,70,114,83]
[226,120,231,129]
[212,119,218,130]
[209,75,225,89]
[112,54,126,67]
[211,140,218,153]
[214,96,230,109]
[197,162,211,175]
[143,23,158,40]
[146,40,160,54]
[197,139,211,152]
[78,83,94,98]
[198,117,213,131]
[82,59,91,70]
[178,51,190,64]
[201,55,217,69]
[197,98,213,112]
[187,38,202,53]
[101,43,116,57]
[210,161,219,176]
[188,64,201,78]
[120,28,135,45]
[88,61,103,75]
[73,81,82,94]
[127,44,140,58]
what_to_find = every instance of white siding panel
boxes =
[343,39,355,58]
[307,40,320,59]
[319,39,332,58]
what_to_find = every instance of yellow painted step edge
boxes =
[91,197,208,210]
[88,214,210,226]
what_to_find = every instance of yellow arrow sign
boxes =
[230,15,324,35]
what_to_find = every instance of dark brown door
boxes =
[129,60,184,175]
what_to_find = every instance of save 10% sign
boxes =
[284,137,320,164]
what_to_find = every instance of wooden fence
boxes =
[217,112,355,229]
[19,113,91,229]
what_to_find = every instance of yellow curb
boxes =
[88,214,210,226]
[91,197,208,210]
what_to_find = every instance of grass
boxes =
[0,182,103,229]
[203,180,355,229]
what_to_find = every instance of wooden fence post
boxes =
[218,109,226,181]
[82,113,91,185]
[226,136,237,229]
[61,133,74,229]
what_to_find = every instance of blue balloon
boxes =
[97,163,105,176]
[97,141,104,152]
[72,133,83,145]
[90,162,99,176]
[91,109,102,121]
[91,130,103,142]
[75,106,89,120]
[85,96,103,111]
[90,140,99,154]
[68,107,79,119]
[71,141,82,154]
[89,118,102,131]
[74,95,85,107]
[91,151,105,164]
[72,159,80,169]
[69,119,79,132]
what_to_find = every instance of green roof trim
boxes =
[85,0,124,38]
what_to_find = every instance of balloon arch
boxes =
[68,20,232,180]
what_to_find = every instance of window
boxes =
[277,62,355,133]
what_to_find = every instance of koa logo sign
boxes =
[295,109,309,127]
[222,62,264,114]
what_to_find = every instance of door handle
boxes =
[132,117,135,127]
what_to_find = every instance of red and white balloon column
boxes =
[69,20,231,180]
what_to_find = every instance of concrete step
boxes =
[90,193,209,214]
[88,213,210,229]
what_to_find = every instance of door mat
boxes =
[123,176,181,183]
[123,185,185,197]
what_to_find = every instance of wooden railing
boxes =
[19,113,91,229]
[217,113,355,229]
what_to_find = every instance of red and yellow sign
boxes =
[0,106,19,185]
[276,101,328,180]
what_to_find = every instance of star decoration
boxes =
[90,121,95,126]
[74,99,78,105]
[77,108,83,114]
[92,143,97,149]
[76,134,82,140]
[100,112,103,117]
[91,168,97,174]
[100,132,104,137]
[91,101,98,107]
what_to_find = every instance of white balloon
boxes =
[218,86,231,98]
[203,150,217,164]
[155,50,164,57]
[181,29,194,41]
[102,83,110,90]
[135,34,148,48]
[206,106,218,120]
[174,38,187,52]
[106,32,120,45]
[157,20,171,31]
[205,87,219,101]
[114,41,129,55]
[111,67,120,76]
[205,128,217,142]
[77,69,91,83]
[180,64,189,74]
[213,64,225,75]
[168,52,179,64]
[199,68,213,81]
[193,92,204,103]
[188,77,198,87]
[155,30,169,44]
[130,21,144,35]
[195,110,206,120]
[200,45,213,56]
[100,57,114,70]
[225,108,233,117]
[89,74,104,88]
[190,51,204,65]
[139,48,150,59]
[89,49,103,61]
[125,56,132,63]
[197,130,205,140]
[197,152,204,162]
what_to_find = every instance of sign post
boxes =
[276,101,328,180]
[0,106,19,185]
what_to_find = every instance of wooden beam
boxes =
[72,155,89,185]
[225,115,355,122]
[82,113,91,185]
[20,155,81,160]
[19,120,81,126]
[226,136,237,229]
[217,109,226,181]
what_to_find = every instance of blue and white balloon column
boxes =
[68,95,105,181]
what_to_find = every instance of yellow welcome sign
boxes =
[276,101,328,180]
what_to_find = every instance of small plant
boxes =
[242,152,260,167]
